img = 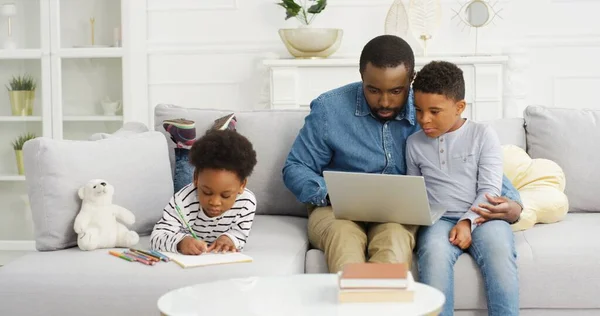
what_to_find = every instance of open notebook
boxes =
[159,251,253,269]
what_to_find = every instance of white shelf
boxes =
[0,116,43,122]
[58,47,123,58]
[63,115,123,122]
[0,0,128,245]
[0,49,44,60]
[263,55,510,67]
[0,175,26,181]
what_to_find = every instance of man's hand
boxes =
[449,220,472,250]
[207,235,238,253]
[472,193,522,225]
[177,236,208,255]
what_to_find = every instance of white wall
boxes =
[140,0,600,123]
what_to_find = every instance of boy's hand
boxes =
[208,235,238,253]
[472,193,522,224]
[177,236,208,255]
[449,220,472,250]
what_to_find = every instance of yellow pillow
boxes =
[502,145,569,231]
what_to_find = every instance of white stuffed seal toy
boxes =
[73,179,140,251]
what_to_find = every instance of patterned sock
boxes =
[212,113,237,131]
[163,118,196,149]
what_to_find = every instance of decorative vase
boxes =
[15,149,24,175]
[278,27,343,59]
[9,90,35,116]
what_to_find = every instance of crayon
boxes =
[108,250,133,262]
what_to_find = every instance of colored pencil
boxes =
[124,251,155,266]
[129,251,158,263]
[173,198,199,240]
[149,249,170,262]
[130,249,161,261]
[108,250,133,262]
[147,249,167,261]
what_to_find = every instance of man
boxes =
[282,35,522,274]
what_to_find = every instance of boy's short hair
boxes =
[413,61,465,102]
[189,129,257,181]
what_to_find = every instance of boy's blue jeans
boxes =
[416,217,519,316]
[174,148,194,193]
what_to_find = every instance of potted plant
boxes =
[6,74,36,116]
[276,0,343,59]
[12,132,36,175]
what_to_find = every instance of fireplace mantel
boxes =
[263,56,510,121]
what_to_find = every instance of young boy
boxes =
[150,126,257,255]
[406,61,518,316]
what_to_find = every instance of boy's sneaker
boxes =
[212,113,237,131]
[163,118,196,149]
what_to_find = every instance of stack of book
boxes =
[337,262,415,303]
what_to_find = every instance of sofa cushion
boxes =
[154,104,308,217]
[0,215,308,316]
[22,132,174,251]
[524,106,600,212]
[88,122,150,140]
[484,118,526,150]
[305,214,600,310]
[455,213,600,309]
[502,144,569,231]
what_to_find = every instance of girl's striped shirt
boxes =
[150,183,257,253]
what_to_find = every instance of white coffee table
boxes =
[158,274,445,316]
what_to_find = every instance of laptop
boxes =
[323,171,446,226]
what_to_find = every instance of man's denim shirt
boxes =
[282,82,522,207]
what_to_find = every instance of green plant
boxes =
[6,74,37,91]
[12,133,36,150]
[277,0,327,25]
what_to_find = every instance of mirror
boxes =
[453,0,499,29]
[467,1,490,27]
[452,0,501,54]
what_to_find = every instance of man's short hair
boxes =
[359,35,415,75]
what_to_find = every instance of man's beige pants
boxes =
[308,206,418,273]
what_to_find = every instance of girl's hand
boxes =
[177,236,208,255]
[208,235,238,253]
[449,220,472,250]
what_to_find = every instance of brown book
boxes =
[339,262,409,289]
[338,271,415,303]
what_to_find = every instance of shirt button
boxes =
[442,161,446,165]
[440,149,444,153]
[440,138,444,142]
[387,153,391,158]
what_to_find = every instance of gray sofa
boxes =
[0,104,598,316]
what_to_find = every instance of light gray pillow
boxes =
[23,132,174,251]
[524,105,600,212]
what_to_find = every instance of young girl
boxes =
[162,114,237,192]
[150,127,257,254]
